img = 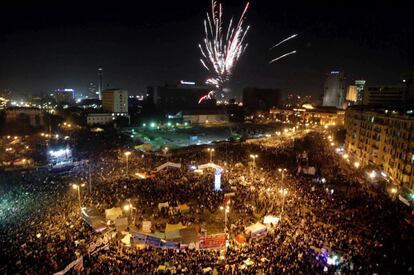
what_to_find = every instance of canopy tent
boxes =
[245,222,267,238]
[263,215,280,226]
[158,202,169,210]
[165,223,186,241]
[176,204,190,213]
[198,163,223,170]
[105,207,123,221]
[155,162,182,172]
[81,207,107,233]
[179,228,198,244]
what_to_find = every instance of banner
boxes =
[198,234,226,249]
[132,232,148,244]
[160,240,180,249]
[146,236,161,247]
[53,256,83,275]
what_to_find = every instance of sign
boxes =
[198,234,226,249]
[142,221,152,233]
[146,236,161,247]
[132,232,148,244]
[160,240,180,249]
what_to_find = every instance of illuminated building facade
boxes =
[270,106,344,126]
[345,106,414,191]
[355,80,366,104]
[101,89,128,113]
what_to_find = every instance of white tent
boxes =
[198,163,223,170]
[245,222,267,237]
[155,162,181,172]
[105,207,123,221]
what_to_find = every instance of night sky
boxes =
[0,1,413,100]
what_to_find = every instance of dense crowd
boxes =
[1,131,413,274]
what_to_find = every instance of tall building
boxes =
[101,89,128,113]
[355,80,366,104]
[345,85,358,103]
[88,82,98,98]
[147,82,215,113]
[363,86,404,108]
[54,89,75,105]
[98,68,103,100]
[322,71,345,109]
[345,106,414,196]
[243,87,281,112]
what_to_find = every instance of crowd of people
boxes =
[1,129,413,274]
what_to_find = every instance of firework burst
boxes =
[198,0,250,103]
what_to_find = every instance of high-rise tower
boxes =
[98,68,103,100]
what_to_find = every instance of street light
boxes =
[220,205,230,232]
[72,183,85,210]
[279,188,288,221]
[124,151,131,175]
[250,154,258,167]
[208,148,215,163]
[278,168,288,221]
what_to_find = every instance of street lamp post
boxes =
[278,168,288,221]
[88,160,92,193]
[208,148,215,163]
[124,151,131,176]
[72,183,85,210]
[220,205,230,232]
[279,188,288,221]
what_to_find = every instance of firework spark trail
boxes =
[198,0,250,103]
[269,50,297,64]
[269,34,298,50]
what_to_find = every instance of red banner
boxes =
[198,234,226,249]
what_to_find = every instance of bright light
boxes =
[342,154,349,159]
[123,205,130,211]
[330,142,335,146]
[250,154,258,159]
[369,170,377,179]
[124,151,131,157]
[142,123,146,127]
[321,178,326,183]
[390,188,397,194]
[150,122,156,128]
[72,184,79,190]
[354,162,360,168]
[49,149,71,158]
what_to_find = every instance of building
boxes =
[54,89,75,105]
[345,106,414,193]
[98,68,103,100]
[87,113,116,125]
[243,87,282,112]
[270,105,344,126]
[147,82,214,113]
[322,71,345,109]
[345,85,358,104]
[5,107,46,128]
[355,80,366,104]
[0,96,8,110]
[363,86,404,108]
[182,109,229,125]
[101,89,128,113]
